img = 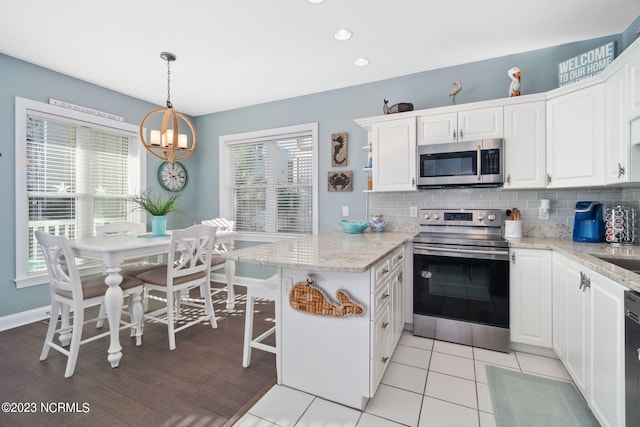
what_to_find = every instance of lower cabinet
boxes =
[551,252,625,427]
[509,248,552,347]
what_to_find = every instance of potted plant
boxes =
[130,190,180,236]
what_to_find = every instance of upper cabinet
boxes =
[503,100,546,189]
[546,83,605,188]
[370,117,417,192]
[417,107,503,145]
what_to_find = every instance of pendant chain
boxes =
[166,59,173,108]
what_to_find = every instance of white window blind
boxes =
[15,97,144,286]
[221,124,318,236]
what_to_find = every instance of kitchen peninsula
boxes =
[221,231,415,409]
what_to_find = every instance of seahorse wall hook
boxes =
[289,274,366,317]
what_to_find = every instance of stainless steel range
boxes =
[413,208,510,352]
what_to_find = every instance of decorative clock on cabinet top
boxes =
[158,161,188,192]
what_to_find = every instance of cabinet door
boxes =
[371,118,417,191]
[417,112,457,145]
[509,248,552,347]
[628,49,640,120]
[504,101,546,189]
[588,271,625,427]
[546,84,605,188]
[564,260,590,395]
[605,66,629,184]
[552,252,567,360]
[458,107,504,141]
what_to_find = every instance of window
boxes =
[15,97,145,287]
[220,123,318,237]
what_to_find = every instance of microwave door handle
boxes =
[476,145,481,181]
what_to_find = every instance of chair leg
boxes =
[129,291,144,346]
[64,307,84,378]
[58,304,72,347]
[203,284,217,329]
[242,294,255,368]
[96,302,106,329]
[40,301,61,361]
[166,291,176,351]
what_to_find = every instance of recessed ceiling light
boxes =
[334,28,353,41]
[354,57,370,67]
[307,0,325,4]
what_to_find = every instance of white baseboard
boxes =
[0,305,51,332]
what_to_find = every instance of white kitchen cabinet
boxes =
[605,64,630,184]
[509,248,552,347]
[503,101,546,189]
[417,106,503,145]
[389,246,405,345]
[628,48,640,120]
[546,83,605,188]
[551,252,625,427]
[371,117,417,191]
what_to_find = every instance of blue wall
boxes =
[0,24,637,317]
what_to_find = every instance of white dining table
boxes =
[68,229,236,369]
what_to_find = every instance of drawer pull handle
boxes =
[382,322,390,329]
[381,356,390,364]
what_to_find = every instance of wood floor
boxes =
[0,284,277,427]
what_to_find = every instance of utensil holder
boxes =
[504,220,522,238]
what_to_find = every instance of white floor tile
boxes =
[399,331,434,350]
[425,371,477,409]
[247,385,314,427]
[356,413,406,427]
[295,398,360,427]
[365,384,423,427]
[474,360,520,384]
[432,340,474,359]
[473,347,519,369]
[514,351,571,381]
[476,382,493,414]
[381,361,428,394]
[390,344,431,369]
[418,397,479,427]
[233,413,279,427]
[479,411,497,427]
[429,351,475,380]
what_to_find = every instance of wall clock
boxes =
[158,161,188,192]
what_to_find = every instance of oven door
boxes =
[413,245,509,329]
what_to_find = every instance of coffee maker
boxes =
[572,201,605,242]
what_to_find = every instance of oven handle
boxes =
[414,244,509,260]
[477,145,482,181]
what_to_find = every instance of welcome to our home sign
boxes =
[558,42,616,87]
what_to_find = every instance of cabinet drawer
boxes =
[390,247,405,270]
[373,258,391,290]
[371,303,391,356]
[372,279,391,315]
[370,334,392,396]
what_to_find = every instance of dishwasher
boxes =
[626,290,640,426]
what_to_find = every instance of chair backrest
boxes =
[201,218,235,231]
[96,221,146,236]
[35,231,83,301]
[167,224,217,285]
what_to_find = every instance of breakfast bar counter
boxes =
[221,231,414,410]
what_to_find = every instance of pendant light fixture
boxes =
[139,52,196,162]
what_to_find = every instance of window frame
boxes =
[14,97,146,288]
[219,122,318,241]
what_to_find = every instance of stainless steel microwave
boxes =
[416,138,504,187]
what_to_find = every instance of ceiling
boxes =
[1,0,638,116]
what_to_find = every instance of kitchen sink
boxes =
[592,255,640,274]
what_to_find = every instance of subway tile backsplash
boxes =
[368,186,640,241]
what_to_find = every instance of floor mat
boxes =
[486,365,600,427]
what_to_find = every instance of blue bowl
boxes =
[339,220,371,234]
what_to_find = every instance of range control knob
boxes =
[487,214,496,221]
[477,214,485,221]
[423,213,430,220]
[433,213,441,220]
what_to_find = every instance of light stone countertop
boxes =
[221,232,416,273]
[508,237,640,293]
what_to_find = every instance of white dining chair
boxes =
[241,275,279,373]
[94,221,161,328]
[137,224,218,350]
[35,230,144,378]
[201,218,235,297]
